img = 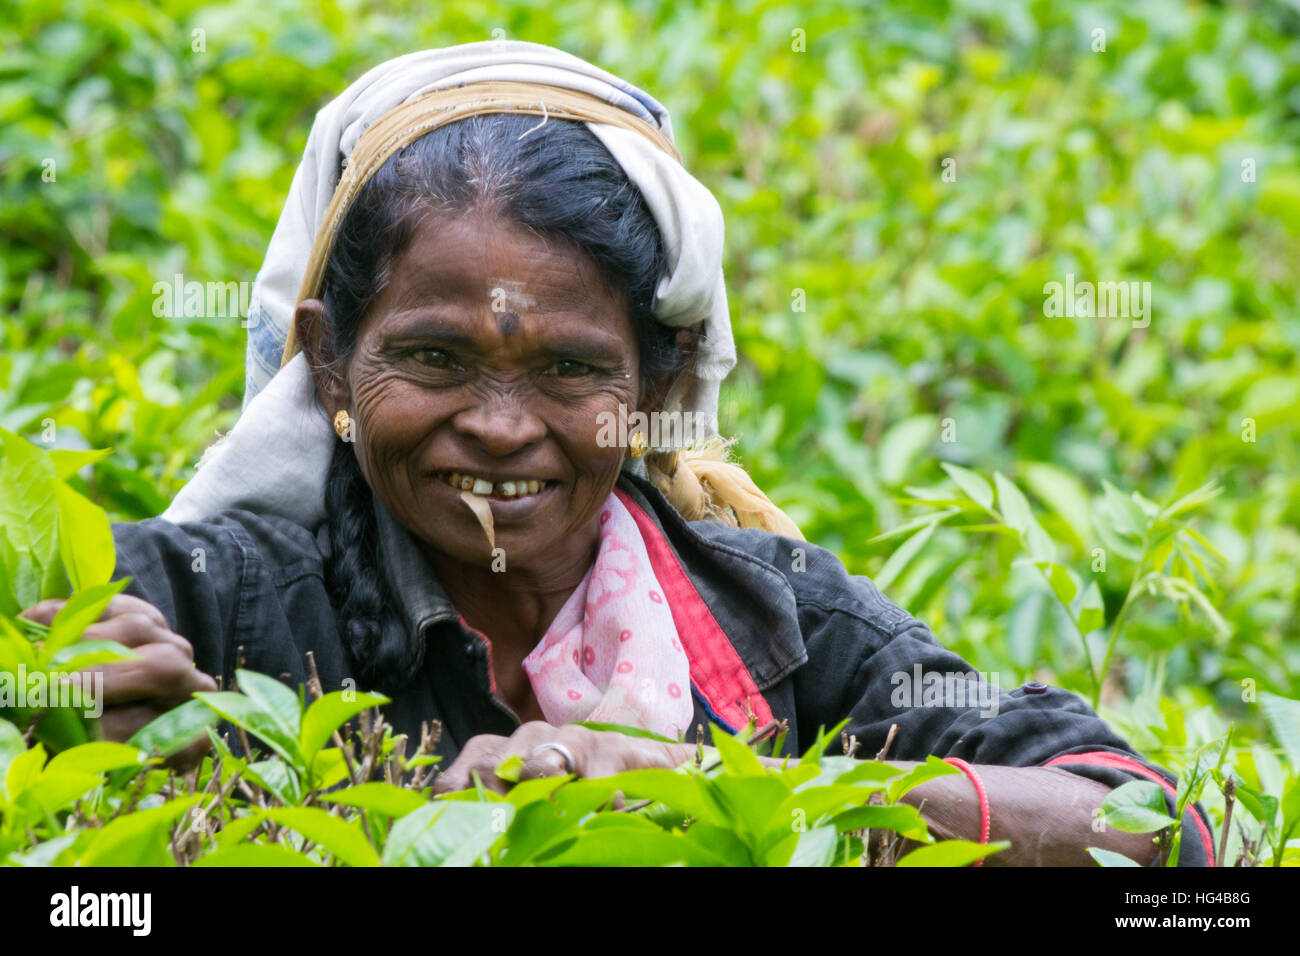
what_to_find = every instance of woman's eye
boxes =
[412,349,455,369]
[546,359,594,378]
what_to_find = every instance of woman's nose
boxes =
[451,393,548,456]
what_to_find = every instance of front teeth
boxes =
[442,473,546,499]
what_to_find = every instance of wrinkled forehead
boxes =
[360,210,636,347]
[382,210,626,312]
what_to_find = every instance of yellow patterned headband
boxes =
[280,79,682,365]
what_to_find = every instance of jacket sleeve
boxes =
[111,513,249,681]
[109,510,340,691]
[792,573,1216,866]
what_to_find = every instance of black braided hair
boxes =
[315,113,688,691]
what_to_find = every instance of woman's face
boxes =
[305,210,644,573]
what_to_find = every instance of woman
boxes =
[27,41,1213,865]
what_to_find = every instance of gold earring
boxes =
[629,431,647,458]
[334,410,353,439]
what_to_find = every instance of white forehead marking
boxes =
[489,279,537,312]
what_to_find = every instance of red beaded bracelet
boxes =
[942,757,991,866]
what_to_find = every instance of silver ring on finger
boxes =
[531,741,576,776]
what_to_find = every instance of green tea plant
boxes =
[884,462,1227,708]
[874,462,1299,866]
[1224,693,1300,867]
[0,427,134,750]
[1,667,1008,866]
[1088,711,1300,869]
[0,428,1009,867]
[1087,734,1228,868]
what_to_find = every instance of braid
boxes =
[323,442,420,690]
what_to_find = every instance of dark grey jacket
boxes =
[111,472,1216,865]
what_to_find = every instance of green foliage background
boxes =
[2,0,1298,861]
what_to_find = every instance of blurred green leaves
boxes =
[1,0,1297,866]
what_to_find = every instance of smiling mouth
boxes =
[437,471,556,500]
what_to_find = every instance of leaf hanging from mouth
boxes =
[460,490,495,552]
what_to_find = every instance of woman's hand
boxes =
[19,594,217,765]
[432,721,695,795]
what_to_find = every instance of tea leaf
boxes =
[322,782,428,819]
[128,699,221,759]
[299,689,388,766]
[1087,847,1143,867]
[194,691,303,767]
[193,845,321,867]
[940,462,994,511]
[53,480,114,591]
[1101,780,1178,833]
[896,839,1009,867]
[260,807,379,866]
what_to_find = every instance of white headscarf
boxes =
[163,40,736,527]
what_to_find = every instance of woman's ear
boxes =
[294,298,349,416]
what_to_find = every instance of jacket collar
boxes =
[373,496,460,638]
[372,473,807,694]
[614,472,807,692]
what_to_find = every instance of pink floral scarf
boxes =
[521,493,694,740]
